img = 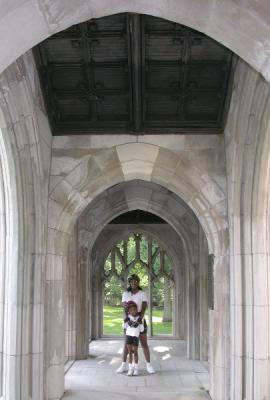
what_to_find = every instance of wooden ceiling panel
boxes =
[146,65,181,90]
[34,13,233,135]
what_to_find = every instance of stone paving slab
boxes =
[64,389,210,400]
[64,339,210,400]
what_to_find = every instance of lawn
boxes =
[103,305,172,335]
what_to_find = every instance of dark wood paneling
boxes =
[34,13,232,135]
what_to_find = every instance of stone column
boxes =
[0,52,51,400]
[225,59,270,400]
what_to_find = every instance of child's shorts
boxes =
[126,335,139,346]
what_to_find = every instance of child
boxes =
[122,301,144,376]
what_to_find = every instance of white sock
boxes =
[134,363,138,368]
[128,363,133,369]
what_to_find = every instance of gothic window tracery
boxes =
[102,233,175,336]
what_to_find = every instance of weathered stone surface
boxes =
[0,0,270,82]
[0,16,270,400]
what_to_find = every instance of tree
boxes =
[163,276,172,322]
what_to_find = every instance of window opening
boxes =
[102,233,175,336]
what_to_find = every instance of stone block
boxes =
[254,305,269,359]
[46,363,65,399]
[116,142,159,164]
[121,160,154,181]
[155,147,180,172]
[46,254,65,281]
[4,301,24,356]
[138,134,185,150]
[253,253,268,306]
[253,358,270,400]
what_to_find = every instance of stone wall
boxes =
[50,131,228,399]
[0,1,269,81]
[0,31,270,400]
[225,58,270,400]
[0,51,52,400]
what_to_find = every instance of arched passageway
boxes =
[61,179,222,399]
[62,180,211,398]
[0,3,269,400]
[73,180,210,357]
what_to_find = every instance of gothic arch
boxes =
[92,227,182,338]
[0,54,51,399]
[0,1,270,81]
[225,62,270,400]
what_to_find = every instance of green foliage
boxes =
[103,305,172,335]
[104,275,123,306]
[115,254,122,275]
[152,277,165,306]
[104,253,111,275]
[127,236,136,263]
[103,234,174,329]
[140,236,148,262]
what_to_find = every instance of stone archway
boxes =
[89,219,209,357]
[0,7,269,400]
[0,54,51,400]
[0,1,270,81]
[95,228,178,338]
[225,61,270,400]
[57,177,221,399]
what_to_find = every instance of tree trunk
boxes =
[163,277,172,322]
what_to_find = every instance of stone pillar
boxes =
[198,227,209,361]
[76,241,89,359]
[0,52,51,400]
[45,248,67,400]
[65,228,78,360]
[225,59,270,400]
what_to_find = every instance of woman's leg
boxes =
[139,333,150,362]
[139,333,155,373]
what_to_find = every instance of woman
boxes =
[116,274,155,374]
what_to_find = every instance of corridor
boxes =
[64,340,210,400]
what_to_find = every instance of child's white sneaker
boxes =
[146,363,155,374]
[133,367,139,376]
[127,365,134,376]
[116,362,128,373]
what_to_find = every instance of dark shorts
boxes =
[126,335,139,346]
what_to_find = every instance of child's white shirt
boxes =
[122,315,144,337]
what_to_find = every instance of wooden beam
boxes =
[129,14,142,131]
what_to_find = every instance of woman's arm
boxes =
[140,301,147,319]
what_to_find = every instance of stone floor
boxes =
[64,339,211,399]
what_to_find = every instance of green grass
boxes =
[103,305,172,335]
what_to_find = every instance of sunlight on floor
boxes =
[153,346,172,353]
[64,339,210,400]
